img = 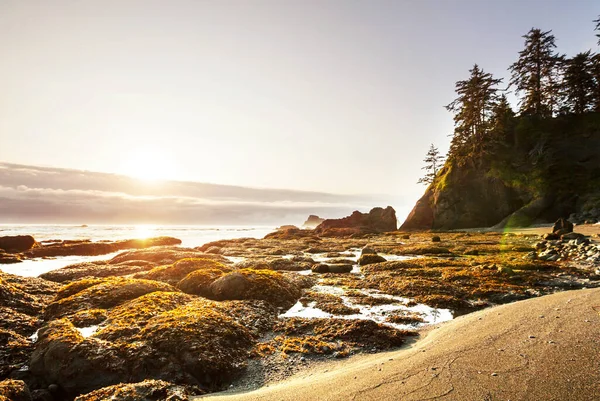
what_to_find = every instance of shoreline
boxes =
[199,287,600,400]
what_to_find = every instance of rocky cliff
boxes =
[402,113,600,230]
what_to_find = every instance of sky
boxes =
[0,0,598,224]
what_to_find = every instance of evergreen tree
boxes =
[509,28,564,116]
[417,144,445,185]
[446,64,503,161]
[595,15,600,45]
[592,53,600,112]
[489,94,516,145]
[562,51,595,114]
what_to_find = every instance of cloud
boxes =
[0,162,385,225]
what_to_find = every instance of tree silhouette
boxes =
[417,144,446,185]
[562,51,595,114]
[595,15,600,45]
[509,28,564,116]
[446,64,503,161]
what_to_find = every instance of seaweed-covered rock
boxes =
[357,254,387,266]
[235,258,311,272]
[95,291,195,342]
[44,278,178,320]
[136,258,231,284]
[0,330,31,379]
[40,260,155,283]
[108,247,230,266]
[0,277,44,316]
[30,299,256,396]
[74,380,204,401]
[23,237,182,258]
[315,207,397,236]
[0,307,41,337]
[0,379,31,401]
[178,269,301,309]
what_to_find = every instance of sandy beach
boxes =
[200,287,600,401]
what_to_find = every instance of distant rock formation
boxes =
[302,215,325,229]
[315,207,397,237]
[0,235,36,253]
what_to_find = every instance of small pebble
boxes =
[548,340,555,344]
[491,372,498,376]
[529,335,536,339]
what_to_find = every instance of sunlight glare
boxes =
[134,224,156,239]
[120,147,179,182]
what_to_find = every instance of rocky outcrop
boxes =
[302,215,325,229]
[315,207,397,236]
[74,380,204,401]
[0,379,32,401]
[0,236,36,253]
[402,164,524,230]
[24,236,182,258]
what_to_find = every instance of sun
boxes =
[120,147,179,182]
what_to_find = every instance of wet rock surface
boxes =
[74,380,204,401]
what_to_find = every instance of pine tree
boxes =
[509,28,564,116]
[595,15,600,45]
[562,51,595,114]
[489,94,516,145]
[592,53,600,112]
[417,144,445,185]
[446,64,503,161]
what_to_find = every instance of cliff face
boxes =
[401,163,525,230]
[402,113,600,230]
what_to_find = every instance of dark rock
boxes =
[0,379,32,401]
[0,330,32,379]
[315,207,397,236]
[431,236,441,242]
[311,264,353,274]
[552,218,574,235]
[360,247,377,256]
[0,236,36,253]
[74,380,204,401]
[30,389,53,401]
[23,237,182,259]
[302,215,325,229]
[560,232,585,240]
[0,253,22,264]
[542,233,559,240]
[358,254,387,266]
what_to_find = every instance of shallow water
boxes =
[0,224,275,277]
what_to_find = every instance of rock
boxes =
[542,233,559,240]
[135,258,231,285]
[277,225,299,231]
[560,232,585,240]
[179,269,302,309]
[0,330,32,379]
[24,237,182,259]
[0,253,22,264]
[315,207,397,236]
[552,218,573,235]
[108,247,229,265]
[361,247,377,256]
[497,265,514,275]
[431,236,441,242]
[358,254,387,266]
[311,264,353,274]
[44,277,179,320]
[0,379,32,401]
[30,299,256,397]
[74,380,204,401]
[401,234,411,239]
[302,215,325,229]
[40,260,156,283]
[0,236,36,254]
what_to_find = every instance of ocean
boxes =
[0,224,276,277]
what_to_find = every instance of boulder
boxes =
[311,264,353,274]
[431,236,441,242]
[315,207,397,236]
[74,380,204,401]
[360,247,377,256]
[302,215,325,229]
[552,218,574,235]
[0,236,36,253]
[0,379,31,401]
[30,300,259,396]
[358,254,387,266]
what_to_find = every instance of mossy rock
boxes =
[358,254,387,266]
[136,258,232,284]
[45,278,179,320]
[74,380,204,401]
[0,379,31,401]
